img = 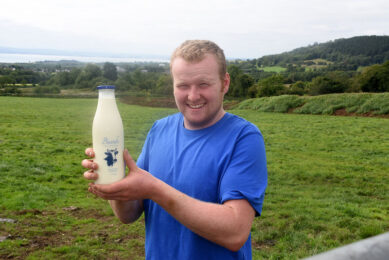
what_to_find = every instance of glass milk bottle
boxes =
[92,85,125,184]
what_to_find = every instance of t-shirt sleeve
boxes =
[219,126,267,216]
[136,122,158,171]
[136,143,147,170]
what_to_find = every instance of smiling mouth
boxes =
[188,103,205,109]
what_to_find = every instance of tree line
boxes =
[1,35,389,98]
[254,35,389,69]
[1,60,388,97]
[228,60,389,97]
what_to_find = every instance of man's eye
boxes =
[199,83,209,87]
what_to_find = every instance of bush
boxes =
[247,85,259,98]
[33,86,61,94]
[0,87,21,96]
[309,76,347,95]
[257,74,286,97]
[288,81,307,95]
[358,61,389,92]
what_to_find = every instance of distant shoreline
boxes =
[0,53,169,64]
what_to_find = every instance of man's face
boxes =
[171,54,230,130]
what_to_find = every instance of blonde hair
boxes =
[170,40,227,80]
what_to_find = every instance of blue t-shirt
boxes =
[137,112,267,260]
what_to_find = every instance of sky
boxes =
[1,0,389,60]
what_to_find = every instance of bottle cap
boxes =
[97,85,115,90]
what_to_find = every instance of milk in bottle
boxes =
[92,85,125,184]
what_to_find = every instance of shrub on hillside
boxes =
[33,86,61,94]
[0,86,21,96]
[309,75,348,95]
[288,81,307,96]
[257,74,286,97]
[358,61,389,92]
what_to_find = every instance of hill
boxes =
[255,35,389,70]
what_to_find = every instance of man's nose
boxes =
[188,86,200,101]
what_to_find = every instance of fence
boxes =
[304,232,389,260]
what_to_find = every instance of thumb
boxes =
[124,149,137,171]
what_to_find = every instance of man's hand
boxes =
[81,148,145,223]
[88,149,155,201]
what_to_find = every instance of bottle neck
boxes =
[98,89,115,99]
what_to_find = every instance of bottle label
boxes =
[101,137,121,172]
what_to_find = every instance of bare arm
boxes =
[150,179,255,251]
[88,149,256,251]
[108,199,143,224]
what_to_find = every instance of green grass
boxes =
[259,66,287,73]
[1,97,388,259]
[235,93,389,115]
[232,110,389,259]
[0,97,175,259]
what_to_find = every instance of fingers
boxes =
[81,159,98,170]
[84,170,98,180]
[85,148,95,158]
[88,187,128,201]
[88,183,126,200]
[82,148,98,180]
[90,181,125,194]
[124,149,137,171]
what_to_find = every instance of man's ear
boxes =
[222,73,230,94]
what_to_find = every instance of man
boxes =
[82,40,267,259]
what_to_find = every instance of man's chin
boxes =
[184,117,208,130]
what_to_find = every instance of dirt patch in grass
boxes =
[63,207,112,221]
[1,208,145,259]
[252,239,276,250]
[0,215,74,259]
[333,108,389,118]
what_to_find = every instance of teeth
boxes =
[189,104,204,109]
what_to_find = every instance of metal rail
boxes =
[304,232,389,260]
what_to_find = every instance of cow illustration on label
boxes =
[104,148,118,166]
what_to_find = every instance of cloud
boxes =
[1,0,389,59]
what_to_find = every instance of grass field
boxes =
[260,66,287,73]
[1,97,388,259]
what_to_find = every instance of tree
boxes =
[257,74,286,97]
[358,61,389,92]
[288,81,307,95]
[0,86,21,96]
[237,74,254,97]
[84,64,102,80]
[227,65,242,97]
[75,64,102,89]
[308,71,351,95]
[0,76,14,88]
[247,85,259,98]
[155,74,173,95]
[227,65,254,97]
[103,62,118,81]
[115,72,134,91]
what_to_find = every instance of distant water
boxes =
[0,53,169,63]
